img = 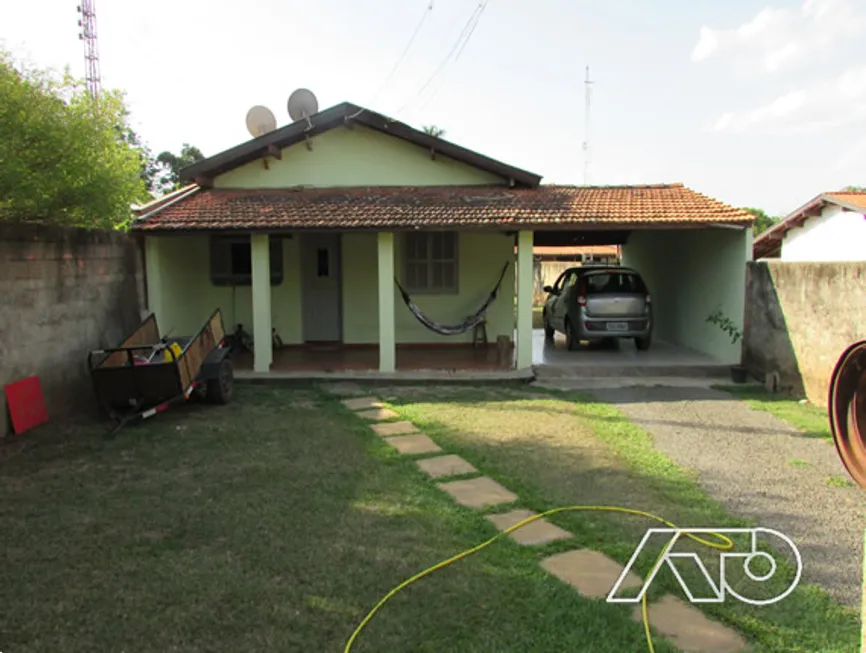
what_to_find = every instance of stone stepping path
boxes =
[439,477,518,509]
[631,595,748,653]
[416,454,478,479]
[541,549,643,600]
[371,421,419,437]
[325,384,749,653]
[486,509,572,546]
[341,396,384,411]
[384,434,442,455]
[356,407,399,421]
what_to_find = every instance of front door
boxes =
[301,234,342,342]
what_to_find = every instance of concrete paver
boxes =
[416,454,478,479]
[371,421,419,437]
[631,595,748,653]
[486,509,572,546]
[356,407,399,421]
[540,549,642,600]
[384,434,442,455]
[341,396,384,411]
[438,476,518,509]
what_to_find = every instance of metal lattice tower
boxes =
[583,65,593,186]
[77,0,101,99]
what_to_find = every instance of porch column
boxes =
[251,234,273,373]
[377,232,396,372]
[516,230,534,370]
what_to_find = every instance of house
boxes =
[131,101,754,376]
[753,191,866,261]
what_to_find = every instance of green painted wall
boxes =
[214,125,506,188]
[621,228,750,363]
[146,231,514,346]
[144,235,303,343]
[341,231,515,344]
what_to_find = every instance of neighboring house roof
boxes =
[179,102,542,189]
[753,190,866,259]
[533,246,619,256]
[132,183,754,233]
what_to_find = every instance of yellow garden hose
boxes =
[343,505,733,653]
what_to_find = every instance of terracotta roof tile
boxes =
[132,184,754,232]
[825,191,866,212]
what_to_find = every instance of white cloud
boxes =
[712,65,866,134]
[691,0,865,73]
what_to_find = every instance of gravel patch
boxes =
[590,384,866,608]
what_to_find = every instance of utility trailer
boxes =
[87,309,233,435]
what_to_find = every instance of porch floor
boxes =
[233,344,514,373]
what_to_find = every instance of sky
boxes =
[3,0,865,217]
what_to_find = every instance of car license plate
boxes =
[606,322,629,331]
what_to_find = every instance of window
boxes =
[584,272,646,295]
[316,248,330,277]
[210,236,283,286]
[403,232,458,293]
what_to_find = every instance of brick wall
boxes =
[0,223,145,437]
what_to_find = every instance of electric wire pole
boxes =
[583,65,593,185]
[77,0,101,99]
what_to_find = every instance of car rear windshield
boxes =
[583,272,647,294]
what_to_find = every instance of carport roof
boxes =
[132,183,754,233]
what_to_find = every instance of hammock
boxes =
[395,263,510,336]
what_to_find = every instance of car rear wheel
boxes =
[565,319,579,351]
[543,312,555,340]
[635,335,652,351]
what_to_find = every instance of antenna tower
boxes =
[583,65,593,185]
[77,0,101,99]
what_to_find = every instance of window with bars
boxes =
[403,232,458,294]
[210,236,283,286]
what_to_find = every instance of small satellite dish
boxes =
[246,105,277,137]
[288,88,319,122]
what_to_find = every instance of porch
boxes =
[232,342,520,379]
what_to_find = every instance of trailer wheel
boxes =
[207,358,234,405]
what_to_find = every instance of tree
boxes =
[0,51,148,229]
[743,207,780,236]
[154,144,205,193]
[422,125,446,138]
[844,185,865,192]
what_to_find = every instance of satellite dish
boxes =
[288,88,319,122]
[246,105,277,137]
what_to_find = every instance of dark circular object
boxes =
[207,358,234,405]
[828,340,866,489]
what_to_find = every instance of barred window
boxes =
[403,232,458,294]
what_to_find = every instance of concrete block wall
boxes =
[0,223,145,437]
[743,261,866,406]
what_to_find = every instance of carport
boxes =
[529,184,754,375]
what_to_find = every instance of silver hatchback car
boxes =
[542,265,653,350]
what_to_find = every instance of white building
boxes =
[753,191,866,261]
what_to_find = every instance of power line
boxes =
[369,1,435,105]
[396,0,490,116]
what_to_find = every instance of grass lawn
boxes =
[385,384,859,653]
[1,384,682,653]
[712,385,832,441]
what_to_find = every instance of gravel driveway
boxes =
[589,384,865,608]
